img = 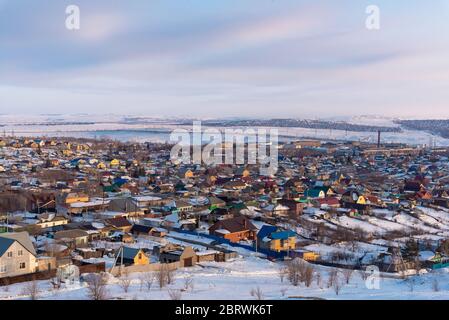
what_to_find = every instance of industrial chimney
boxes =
[377,130,381,149]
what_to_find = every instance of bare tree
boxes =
[315,270,322,287]
[286,258,315,287]
[183,276,194,292]
[286,259,302,286]
[156,264,171,289]
[85,273,109,300]
[304,265,314,287]
[166,267,175,285]
[342,268,353,284]
[140,272,155,292]
[432,279,440,292]
[414,258,422,274]
[359,269,369,281]
[405,277,415,292]
[327,269,338,288]
[250,287,264,300]
[333,276,342,296]
[278,265,288,283]
[50,277,62,291]
[156,265,167,289]
[23,280,39,300]
[280,288,288,297]
[168,289,182,300]
[119,274,132,293]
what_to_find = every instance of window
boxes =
[0,265,6,273]
[18,250,23,256]
[19,262,26,269]
[7,251,12,258]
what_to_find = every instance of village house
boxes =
[115,247,149,266]
[104,217,132,233]
[36,213,69,229]
[65,192,89,205]
[54,229,89,248]
[256,225,296,252]
[0,232,37,278]
[155,244,197,267]
[209,216,257,243]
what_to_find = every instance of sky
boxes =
[1,0,449,119]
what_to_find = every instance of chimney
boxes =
[377,130,381,149]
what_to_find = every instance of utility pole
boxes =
[111,244,124,275]
[120,245,124,276]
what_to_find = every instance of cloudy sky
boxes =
[1,0,449,118]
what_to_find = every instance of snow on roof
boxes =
[99,211,126,218]
[143,218,163,223]
[196,250,219,256]
[418,250,435,261]
[70,199,110,208]
[85,230,100,235]
[91,222,105,229]
[215,229,230,234]
[274,204,290,211]
[164,212,179,223]
[38,243,67,252]
[133,195,162,202]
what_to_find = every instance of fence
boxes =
[0,262,105,287]
[109,262,179,277]
[77,262,106,274]
[0,270,57,286]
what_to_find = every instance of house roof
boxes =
[0,232,37,256]
[404,181,423,192]
[210,216,257,233]
[0,237,15,257]
[117,247,143,260]
[208,196,226,206]
[105,217,132,228]
[257,225,295,240]
[305,189,323,198]
[315,197,340,206]
[270,230,296,240]
[175,200,192,208]
[131,224,152,234]
[54,229,89,240]
[257,225,278,239]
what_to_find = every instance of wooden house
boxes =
[115,247,149,266]
[209,216,257,243]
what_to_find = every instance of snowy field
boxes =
[2,206,449,300]
[2,255,449,300]
[1,114,448,146]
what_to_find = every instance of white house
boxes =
[0,232,37,278]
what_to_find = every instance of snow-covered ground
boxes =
[3,255,449,300]
[330,216,387,235]
[3,206,449,300]
[1,114,448,146]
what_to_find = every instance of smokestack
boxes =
[377,130,381,149]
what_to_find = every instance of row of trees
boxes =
[277,258,358,296]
